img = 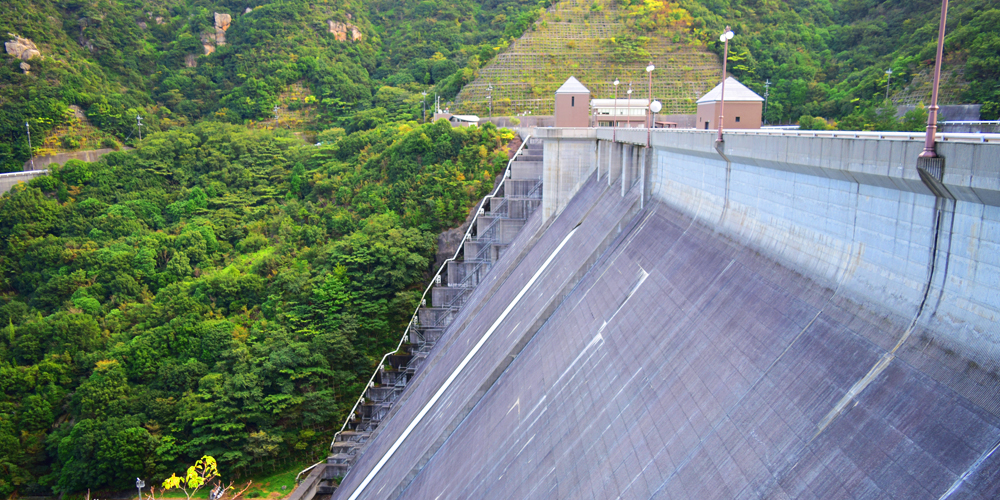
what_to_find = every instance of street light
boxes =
[646,62,655,146]
[136,478,145,500]
[717,26,735,143]
[648,100,662,147]
[885,68,893,101]
[626,82,633,129]
[612,78,620,142]
[920,0,949,159]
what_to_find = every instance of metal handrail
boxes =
[596,127,1000,144]
[322,134,533,452]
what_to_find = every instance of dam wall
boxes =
[332,129,1000,499]
[539,128,1000,376]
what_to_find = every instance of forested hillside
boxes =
[1,0,541,171]
[2,0,999,495]
[0,120,512,493]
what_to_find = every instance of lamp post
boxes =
[763,79,770,125]
[25,121,35,170]
[612,78,620,141]
[487,83,493,120]
[920,0,949,159]
[885,69,893,101]
[422,91,428,122]
[646,62,655,146]
[626,82,633,129]
[717,26,734,143]
[136,478,145,500]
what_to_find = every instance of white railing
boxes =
[295,134,534,485]
[0,169,49,178]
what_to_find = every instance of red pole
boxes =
[920,0,949,158]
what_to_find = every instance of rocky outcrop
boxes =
[5,35,41,61]
[19,62,30,74]
[202,12,232,54]
[328,20,362,41]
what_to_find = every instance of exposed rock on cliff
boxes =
[202,12,232,54]
[5,35,41,61]
[328,20,362,41]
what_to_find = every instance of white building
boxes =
[591,98,650,127]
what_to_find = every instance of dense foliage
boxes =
[0,120,512,494]
[0,0,542,171]
[679,0,1000,125]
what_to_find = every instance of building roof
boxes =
[449,114,480,122]
[555,76,590,94]
[696,77,764,103]
[591,98,650,108]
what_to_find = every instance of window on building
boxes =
[571,96,575,107]
[736,116,741,123]
[705,122,709,130]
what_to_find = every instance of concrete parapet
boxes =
[0,169,49,195]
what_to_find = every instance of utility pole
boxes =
[487,83,493,120]
[274,105,280,127]
[612,78,620,142]
[717,26,735,143]
[136,115,143,142]
[920,0,949,159]
[626,82,632,128]
[25,121,35,170]
[422,91,428,122]
[763,79,771,125]
[646,62,655,147]
[885,69,893,101]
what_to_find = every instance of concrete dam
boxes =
[311,128,1000,499]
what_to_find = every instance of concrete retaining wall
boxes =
[0,170,49,194]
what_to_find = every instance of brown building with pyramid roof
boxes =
[696,77,763,130]
[555,76,591,127]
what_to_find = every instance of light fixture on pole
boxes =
[648,100,662,148]
[487,83,493,120]
[422,91,428,122]
[626,82,633,129]
[885,68,893,101]
[136,478,145,500]
[25,121,35,170]
[612,78,620,142]
[920,0,949,159]
[717,26,734,143]
[645,61,655,146]
[763,79,770,125]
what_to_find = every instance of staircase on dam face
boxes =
[308,137,544,497]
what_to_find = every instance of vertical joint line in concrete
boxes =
[714,141,732,224]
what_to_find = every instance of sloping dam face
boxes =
[334,133,1000,499]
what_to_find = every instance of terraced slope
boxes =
[454,0,721,116]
